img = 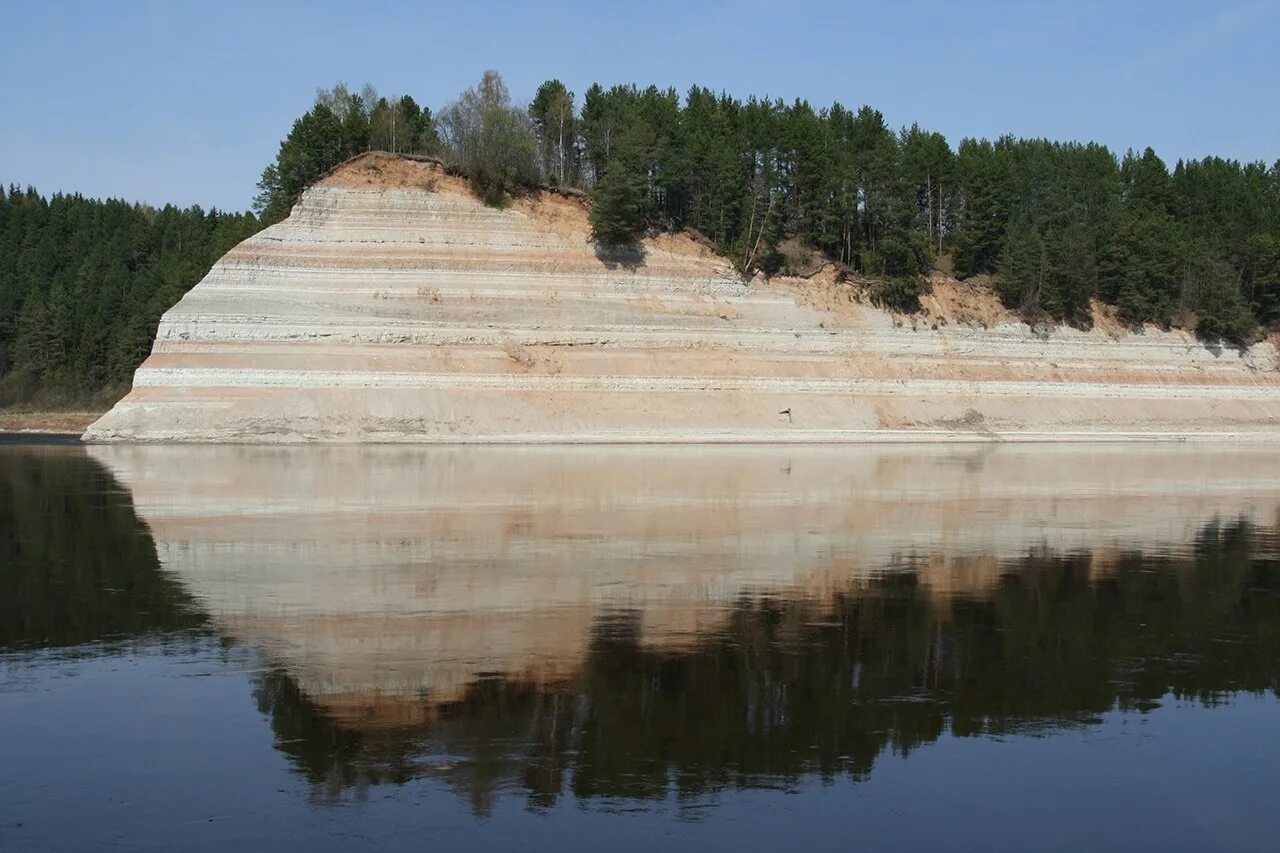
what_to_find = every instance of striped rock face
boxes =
[85,155,1280,443]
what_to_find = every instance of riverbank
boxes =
[0,411,100,435]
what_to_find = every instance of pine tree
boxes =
[0,185,258,406]
[589,124,651,246]
[254,103,345,223]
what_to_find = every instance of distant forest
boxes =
[0,188,257,407]
[3,71,1278,407]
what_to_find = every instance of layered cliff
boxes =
[85,153,1280,443]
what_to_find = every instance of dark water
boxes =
[2,444,1280,851]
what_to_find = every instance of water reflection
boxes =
[246,518,1280,814]
[0,447,204,651]
[4,444,1280,816]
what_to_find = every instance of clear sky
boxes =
[3,0,1277,211]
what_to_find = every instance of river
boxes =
[2,443,1279,850]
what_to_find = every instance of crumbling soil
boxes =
[1089,299,1130,340]
[768,265,866,327]
[916,273,1016,329]
[320,151,473,195]
[513,190,590,239]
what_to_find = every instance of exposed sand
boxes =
[917,272,1015,329]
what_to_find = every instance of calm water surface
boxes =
[2,443,1279,851]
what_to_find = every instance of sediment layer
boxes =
[85,154,1280,442]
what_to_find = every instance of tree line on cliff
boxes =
[257,72,1280,344]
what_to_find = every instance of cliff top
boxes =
[319,151,470,194]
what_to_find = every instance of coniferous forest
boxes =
[252,73,1280,343]
[4,71,1279,408]
[0,189,258,407]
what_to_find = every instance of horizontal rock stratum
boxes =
[85,153,1280,443]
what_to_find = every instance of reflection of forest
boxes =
[254,523,1280,811]
[4,446,1279,815]
[85,443,1280,719]
[0,447,205,650]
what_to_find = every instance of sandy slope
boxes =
[85,153,1280,443]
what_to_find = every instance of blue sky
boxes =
[2,0,1277,211]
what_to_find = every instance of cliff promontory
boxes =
[84,153,1280,442]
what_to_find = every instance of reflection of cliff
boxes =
[0,447,205,650]
[251,520,1280,813]
[89,443,1280,722]
[13,444,1279,814]
[42,443,1280,811]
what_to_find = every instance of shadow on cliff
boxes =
[593,242,647,272]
